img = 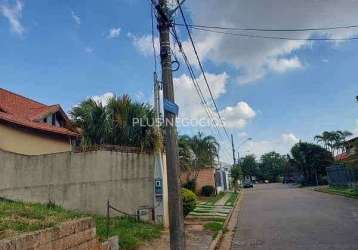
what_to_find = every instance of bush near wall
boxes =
[181,188,197,216]
[201,185,216,197]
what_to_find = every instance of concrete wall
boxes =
[0,149,155,216]
[0,123,71,155]
[0,218,118,250]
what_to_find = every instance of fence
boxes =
[326,165,358,187]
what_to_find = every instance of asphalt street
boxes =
[231,183,358,250]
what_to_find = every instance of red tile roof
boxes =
[335,153,349,161]
[0,88,79,138]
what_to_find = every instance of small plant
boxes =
[182,180,196,193]
[181,188,197,216]
[204,221,224,238]
[201,185,216,197]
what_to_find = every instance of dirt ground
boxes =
[137,224,214,250]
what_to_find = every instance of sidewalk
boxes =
[138,192,238,250]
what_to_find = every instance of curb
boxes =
[208,191,243,250]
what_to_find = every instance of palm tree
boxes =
[70,95,156,150]
[190,132,219,168]
[314,130,352,156]
[178,132,219,185]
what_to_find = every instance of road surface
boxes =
[231,184,358,250]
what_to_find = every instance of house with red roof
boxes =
[0,88,80,155]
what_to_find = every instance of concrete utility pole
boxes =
[157,0,186,249]
[231,134,236,165]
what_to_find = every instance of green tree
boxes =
[189,132,219,168]
[178,135,194,171]
[259,152,287,182]
[239,154,257,181]
[290,142,333,185]
[70,95,155,150]
[230,164,242,192]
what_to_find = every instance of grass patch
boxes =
[95,216,162,250]
[0,199,163,249]
[0,199,83,240]
[204,192,226,206]
[204,221,224,238]
[317,186,358,198]
[225,192,239,207]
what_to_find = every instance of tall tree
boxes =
[259,152,287,182]
[291,142,333,185]
[239,154,258,181]
[230,164,242,192]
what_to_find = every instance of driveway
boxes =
[231,183,358,250]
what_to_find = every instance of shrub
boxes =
[181,188,197,216]
[182,180,196,193]
[201,185,216,197]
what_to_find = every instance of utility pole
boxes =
[157,0,186,249]
[231,134,236,165]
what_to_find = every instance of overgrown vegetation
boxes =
[0,199,84,240]
[0,199,163,249]
[316,186,358,198]
[95,216,162,250]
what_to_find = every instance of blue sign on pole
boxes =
[164,99,179,116]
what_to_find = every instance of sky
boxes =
[0,0,358,163]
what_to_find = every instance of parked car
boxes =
[243,180,253,188]
[283,176,295,184]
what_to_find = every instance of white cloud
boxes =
[281,133,299,144]
[128,33,159,57]
[107,27,121,39]
[184,0,358,84]
[268,57,303,73]
[84,47,94,54]
[71,10,80,25]
[174,72,256,129]
[91,92,114,106]
[220,102,256,128]
[174,72,228,120]
[241,133,300,157]
[0,0,24,35]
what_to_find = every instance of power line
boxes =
[185,26,358,41]
[171,27,233,160]
[171,28,224,142]
[175,0,231,141]
[175,23,358,32]
[150,2,158,72]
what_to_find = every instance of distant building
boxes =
[215,162,232,193]
[335,136,358,161]
[0,88,80,155]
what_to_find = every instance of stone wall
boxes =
[0,149,155,216]
[0,218,118,250]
